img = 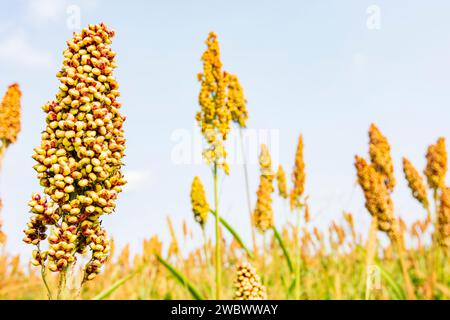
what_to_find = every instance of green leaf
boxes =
[376,263,406,300]
[272,226,294,273]
[156,254,205,300]
[93,272,135,300]
[210,210,254,259]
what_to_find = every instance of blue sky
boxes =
[1,0,450,256]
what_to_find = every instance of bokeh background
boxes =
[1,0,450,257]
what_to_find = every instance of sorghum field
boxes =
[0,21,449,301]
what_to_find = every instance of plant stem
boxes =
[41,265,53,300]
[201,225,213,298]
[365,216,378,300]
[393,234,416,300]
[213,162,221,300]
[428,188,440,297]
[272,226,294,273]
[239,127,258,257]
[295,207,302,300]
[57,268,67,300]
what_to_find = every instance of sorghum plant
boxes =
[437,188,450,249]
[276,164,288,199]
[0,83,22,244]
[402,157,429,213]
[290,135,305,211]
[252,144,274,233]
[424,137,447,195]
[23,23,126,298]
[289,134,306,299]
[355,125,415,299]
[190,176,209,227]
[0,83,22,157]
[368,123,395,192]
[190,176,211,274]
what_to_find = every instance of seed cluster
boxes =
[225,73,248,128]
[0,200,5,245]
[290,134,305,210]
[0,83,22,148]
[438,187,450,249]
[369,124,395,192]
[355,156,397,235]
[252,144,274,233]
[196,33,249,174]
[197,32,230,173]
[276,164,288,199]
[402,157,429,209]
[234,262,267,300]
[424,137,447,191]
[190,176,209,226]
[23,23,126,281]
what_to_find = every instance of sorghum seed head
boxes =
[190,176,209,226]
[24,23,126,280]
[437,187,450,249]
[402,157,429,208]
[234,262,267,300]
[368,124,395,192]
[290,134,305,210]
[424,137,447,191]
[197,32,230,174]
[252,145,274,233]
[225,73,248,128]
[0,83,22,146]
[276,164,288,199]
[354,155,396,234]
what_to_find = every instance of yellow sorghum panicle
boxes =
[437,187,450,248]
[0,83,22,148]
[368,124,395,192]
[234,262,267,300]
[290,134,305,210]
[276,164,288,199]
[196,32,230,174]
[304,201,310,223]
[402,157,429,208]
[354,156,397,235]
[225,73,248,128]
[0,201,6,245]
[23,23,126,281]
[190,176,209,226]
[252,145,274,233]
[424,137,447,191]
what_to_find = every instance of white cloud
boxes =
[0,30,54,68]
[124,169,154,192]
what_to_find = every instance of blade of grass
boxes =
[376,263,406,300]
[93,272,135,300]
[272,226,294,273]
[210,209,253,259]
[156,254,205,300]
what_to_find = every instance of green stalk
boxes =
[213,163,221,300]
[272,226,294,273]
[156,254,205,300]
[364,216,378,300]
[201,225,213,297]
[295,208,302,300]
[210,210,253,259]
[239,127,258,256]
[41,265,53,300]
[57,268,67,300]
